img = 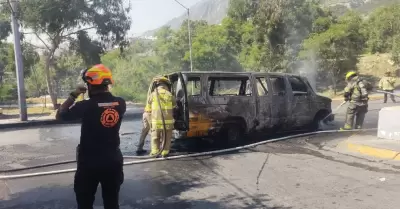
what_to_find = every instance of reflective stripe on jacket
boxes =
[379,76,396,91]
[144,95,152,113]
[149,86,175,130]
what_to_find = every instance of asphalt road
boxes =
[0,99,399,209]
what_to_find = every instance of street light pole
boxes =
[9,0,27,121]
[173,0,193,72]
[187,9,193,72]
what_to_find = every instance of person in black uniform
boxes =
[56,64,126,209]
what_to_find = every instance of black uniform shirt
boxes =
[58,92,126,167]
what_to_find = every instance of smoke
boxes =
[286,27,319,92]
[295,50,318,92]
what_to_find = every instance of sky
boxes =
[5,0,203,47]
[128,0,202,36]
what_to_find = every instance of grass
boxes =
[0,106,53,115]
[26,97,66,104]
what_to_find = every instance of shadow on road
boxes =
[0,167,291,209]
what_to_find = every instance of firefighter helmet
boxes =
[81,64,113,85]
[345,71,357,81]
[153,76,171,86]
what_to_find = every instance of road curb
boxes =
[342,140,400,160]
[0,112,142,130]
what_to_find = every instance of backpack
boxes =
[358,79,373,92]
[353,79,372,101]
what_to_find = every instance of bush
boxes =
[0,83,17,102]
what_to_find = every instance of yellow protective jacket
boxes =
[344,76,369,105]
[379,76,396,91]
[144,95,152,113]
[148,86,176,130]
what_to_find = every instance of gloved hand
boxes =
[70,84,87,98]
[343,92,351,102]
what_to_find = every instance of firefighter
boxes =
[341,71,369,130]
[56,64,125,209]
[379,71,397,103]
[136,94,151,155]
[148,76,176,157]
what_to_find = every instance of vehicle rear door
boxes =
[169,72,189,131]
[266,75,289,129]
[287,76,312,127]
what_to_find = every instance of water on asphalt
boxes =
[0,99,399,208]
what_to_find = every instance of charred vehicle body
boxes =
[151,72,333,141]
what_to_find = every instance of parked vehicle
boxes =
[151,72,333,142]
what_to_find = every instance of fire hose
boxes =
[322,101,348,122]
[0,128,376,180]
[0,85,169,174]
[0,92,389,179]
[0,88,386,173]
[374,90,400,98]
[320,89,400,123]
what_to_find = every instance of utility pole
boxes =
[187,9,193,72]
[174,0,193,72]
[9,0,27,121]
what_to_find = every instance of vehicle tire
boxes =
[309,111,328,131]
[220,123,245,146]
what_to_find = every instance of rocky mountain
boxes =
[141,0,397,37]
[142,0,229,36]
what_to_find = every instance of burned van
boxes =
[159,72,333,141]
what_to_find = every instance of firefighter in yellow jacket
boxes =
[147,76,176,157]
[379,71,397,103]
[136,89,152,155]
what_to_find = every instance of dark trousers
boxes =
[383,90,396,103]
[344,103,368,129]
[74,165,124,209]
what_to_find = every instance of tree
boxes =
[4,0,131,107]
[227,0,259,23]
[225,0,330,72]
[0,2,12,42]
[300,11,365,94]
[190,24,241,71]
[365,4,400,53]
[153,20,208,72]
[391,34,400,65]
[0,42,39,84]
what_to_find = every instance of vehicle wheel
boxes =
[220,123,245,146]
[310,112,328,131]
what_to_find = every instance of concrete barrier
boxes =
[377,106,400,140]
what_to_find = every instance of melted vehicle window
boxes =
[256,77,268,96]
[187,77,201,96]
[245,79,252,95]
[269,77,286,94]
[171,81,177,95]
[288,77,308,93]
[208,77,250,96]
